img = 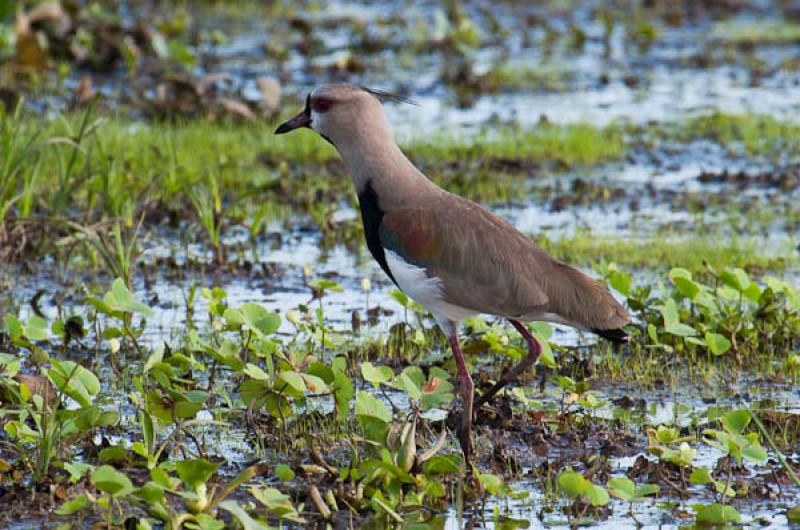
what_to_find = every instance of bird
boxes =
[275,84,631,461]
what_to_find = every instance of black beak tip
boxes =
[275,105,311,135]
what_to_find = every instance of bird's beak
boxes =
[275,94,311,134]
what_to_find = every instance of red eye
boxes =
[312,98,333,113]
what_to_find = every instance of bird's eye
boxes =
[311,98,334,113]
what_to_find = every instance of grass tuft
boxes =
[538,232,796,272]
[676,113,800,156]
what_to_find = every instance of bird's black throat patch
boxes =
[358,181,397,285]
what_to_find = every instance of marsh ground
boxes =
[1,1,799,528]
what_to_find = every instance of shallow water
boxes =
[203,3,800,135]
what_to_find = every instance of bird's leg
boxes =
[449,333,473,462]
[474,319,541,410]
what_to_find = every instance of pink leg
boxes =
[449,333,474,461]
[474,319,541,410]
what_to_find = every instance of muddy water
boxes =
[441,496,790,529]
[4,288,799,527]
[6,245,799,529]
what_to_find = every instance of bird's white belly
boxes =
[384,250,477,332]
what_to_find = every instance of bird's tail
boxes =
[548,262,632,341]
[591,327,630,343]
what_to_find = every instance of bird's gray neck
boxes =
[335,127,432,207]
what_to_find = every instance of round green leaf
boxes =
[556,469,589,498]
[240,303,280,337]
[274,464,295,481]
[705,332,731,356]
[722,409,751,434]
[694,503,740,524]
[91,465,134,497]
[56,494,89,515]
[176,458,220,490]
[607,477,635,501]
[354,391,392,424]
[104,278,154,315]
[585,484,609,506]
[361,362,393,385]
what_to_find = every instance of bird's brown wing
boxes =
[380,198,630,331]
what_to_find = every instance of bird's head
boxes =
[274,84,413,146]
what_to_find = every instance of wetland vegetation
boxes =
[0,0,799,528]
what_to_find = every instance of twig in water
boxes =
[749,406,800,488]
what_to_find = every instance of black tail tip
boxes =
[592,327,630,344]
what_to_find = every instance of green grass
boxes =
[4,109,796,222]
[538,232,797,272]
[19,111,626,178]
[479,63,574,92]
[3,106,800,269]
[407,122,626,167]
[0,108,629,230]
[712,19,800,46]
[674,112,800,156]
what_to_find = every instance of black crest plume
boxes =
[359,86,417,106]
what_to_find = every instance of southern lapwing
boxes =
[276,84,631,461]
